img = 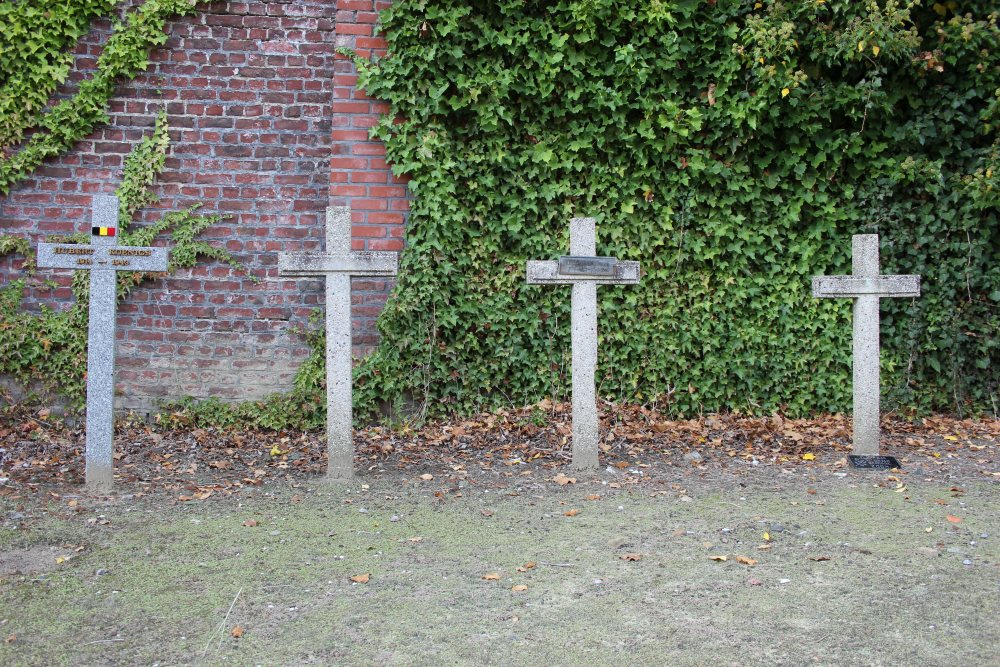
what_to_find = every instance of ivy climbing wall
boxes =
[0,0,340,413]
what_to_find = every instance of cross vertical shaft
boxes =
[85,196,119,491]
[325,208,354,478]
[852,234,880,456]
[570,217,599,470]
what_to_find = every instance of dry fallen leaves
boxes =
[553,473,576,485]
[946,515,962,524]
[230,625,244,638]
[419,474,433,481]
[511,584,528,592]
[808,556,831,562]
[481,573,501,581]
[735,556,757,566]
[243,519,258,527]
[516,562,536,572]
[564,509,580,517]
[708,555,728,562]
[349,573,371,584]
[620,553,643,562]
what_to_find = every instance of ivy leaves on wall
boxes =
[349,0,999,420]
[0,0,201,195]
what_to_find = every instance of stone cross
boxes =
[526,217,640,470]
[812,234,920,458]
[278,206,398,480]
[36,194,169,492]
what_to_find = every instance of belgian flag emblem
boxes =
[92,226,116,237]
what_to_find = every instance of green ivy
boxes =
[0,0,201,195]
[0,111,247,409]
[0,0,115,150]
[344,0,999,421]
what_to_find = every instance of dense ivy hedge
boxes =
[351,0,1000,420]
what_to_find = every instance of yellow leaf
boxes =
[708,555,728,562]
[781,88,790,98]
[944,435,959,441]
[349,573,371,584]
[802,453,815,461]
[758,57,765,65]
[482,573,501,581]
[55,556,69,564]
[736,556,757,566]
[763,532,771,541]
[269,445,285,457]
[872,45,880,57]
[511,584,528,592]
[858,40,865,52]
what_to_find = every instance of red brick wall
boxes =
[0,1,410,414]
[330,0,408,352]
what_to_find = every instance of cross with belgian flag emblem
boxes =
[35,194,168,491]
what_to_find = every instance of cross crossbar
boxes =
[812,275,920,298]
[37,243,168,272]
[278,251,397,277]
[526,259,640,285]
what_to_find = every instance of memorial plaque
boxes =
[848,455,902,470]
[558,255,618,277]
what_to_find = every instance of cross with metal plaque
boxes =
[526,216,641,471]
[278,206,399,480]
[812,234,920,469]
[36,194,169,491]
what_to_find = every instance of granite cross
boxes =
[812,234,920,462]
[526,217,641,470]
[278,206,399,480]
[36,194,169,491]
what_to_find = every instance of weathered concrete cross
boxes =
[812,234,920,459]
[279,206,398,479]
[36,194,169,492]
[526,217,640,470]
